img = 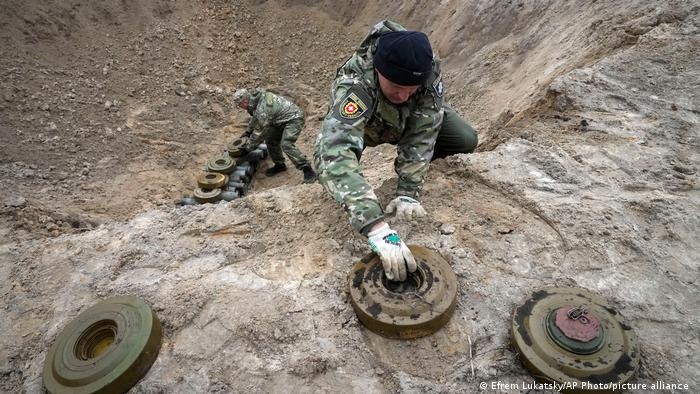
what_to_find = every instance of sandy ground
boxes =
[1,1,699,393]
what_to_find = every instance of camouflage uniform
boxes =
[314,20,478,235]
[243,89,311,169]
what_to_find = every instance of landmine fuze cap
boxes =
[374,31,433,86]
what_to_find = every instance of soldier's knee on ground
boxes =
[433,105,478,159]
[464,126,478,153]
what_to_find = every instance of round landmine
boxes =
[207,156,236,174]
[196,172,227,189]
[43,296,162,394]
[193,187,222,203]
[227,138,247,158]
[348,245,457,339]
[220,190,240,201]
[512,287,640,392]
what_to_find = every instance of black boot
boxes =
[302,165,317,183]
[265,163,287,177]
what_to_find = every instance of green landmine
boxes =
[227,137,247,158]
[348,245,457,339]
[43,296,162,394]
[193,187,222,203]
[196,172,227,189]
[511,287,640,393]
[207,155,236,174]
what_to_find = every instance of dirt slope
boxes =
[1,1,699,392]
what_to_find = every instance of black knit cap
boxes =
[374,31,433,86]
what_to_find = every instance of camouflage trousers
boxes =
[432,104,478,160]
[264,117,310,169]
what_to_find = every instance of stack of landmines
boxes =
[177,137,268,205]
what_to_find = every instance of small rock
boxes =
[672,164,695,175]
[553,94,568,112]
[104,100,112,110]
[20,168,35,178]
[4,196,27,208]
[175,84,188,96]
[439,223,455,235]
[497,226,513,235]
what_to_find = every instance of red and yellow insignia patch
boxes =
[339,93,367,119]
[343,101,359,117]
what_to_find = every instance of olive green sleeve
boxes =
[394,93,444,199]
[244,105,270,151]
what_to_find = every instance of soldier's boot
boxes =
[265,163,287,177]
[301,165,317,184]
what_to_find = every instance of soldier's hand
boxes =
[367,222,417,281]
[386,196,426,221]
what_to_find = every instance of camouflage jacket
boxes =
[244,89,304,150]
[314,20,445,235]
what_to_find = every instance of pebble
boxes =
[440,223,455,235]
[553,95,568,112]
[4,196,27,208]
[175,85,188,96]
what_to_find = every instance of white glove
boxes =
[386,196,426,221]
[367,223,417,281]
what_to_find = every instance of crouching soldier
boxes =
[232,88,317,183]
[314,20,478,281]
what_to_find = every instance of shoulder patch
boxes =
[432,75,444,98]
[340,93,366,119]
[332,87,373,125]
[265,92,274,105]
